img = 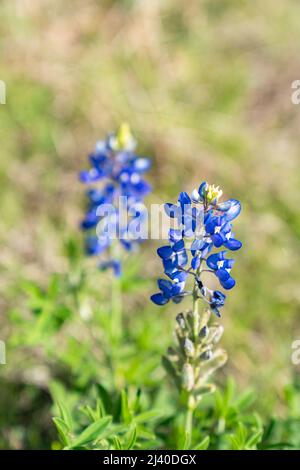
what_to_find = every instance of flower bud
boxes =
[176,313,186,330]
[199,325,209,339]
[210,325,224,344]
[205,184,223,204]
[200,349,213,361]
[167,347,179,362]
[191,188,200,202]
[183,337,195,357]
[182,363,194,391]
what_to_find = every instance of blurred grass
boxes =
[1,0,300,448]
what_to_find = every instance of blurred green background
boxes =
[1,0,300,449]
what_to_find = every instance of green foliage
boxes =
[52,387,164,450]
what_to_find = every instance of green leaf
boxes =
[80,405,96,422]
[113,436,122,450]
[126,426,137,450]
[246,430,263,448]
[134,409,164,424]
[181,431,191,450]
[121,390,132,425]
[69,416,112,449]
[234,390,256,412]
[194,436,210,450]
[96,398,106,419]
[262,442,296,450]
[56,401,72,430]
[52,417,70,447]
[229,422,248,450]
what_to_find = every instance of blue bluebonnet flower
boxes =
[151,182,242,316]
[80,124,151,276]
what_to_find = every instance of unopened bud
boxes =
[199,325,209,339]
[182,363,194,391]
[176,313,186,330]
[200,349,213,361]
[183,337,195,357]
[199,308,211,330]
[167,347,179,361]
[211,325,224,343]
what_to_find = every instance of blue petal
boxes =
[220,277,236,290]
[80,211,99,230]
[85,236,109,256]
[151,293,169,305]
[158,279,173,296]
[218,199,241,221]
[169,228,182,243]
[79,169,101,183]
[212,290,226,303]
[191,239,204,251]
[216,269,230,282]
[164,203,181,219]
[222,259,235,270]
[178,191,191,206]
[112,261,122,277]
[191,256,201,270]
[133,157,151,172]
[131,180,152,197]
[172,295,184,304]
[120,239,133,251]
[172,239,185,252]
[99,260,122,277]
[198,181,208,199]
[177,250,188,267]
[216,270,235,289]
[171,282,185,296]
[163,256,178,275]
[212,307,221,317]
[224,238,242,251]
[211,233,224,247]
[205,215,220,234]
[206,251,227,269]
[168,270,188,282]
[157,245,173,259]
[200,242,213,257]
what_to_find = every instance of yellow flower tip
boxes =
[206,184,223,203]
[114,122,136,151]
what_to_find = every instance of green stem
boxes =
[107,274,124,390]
[192,287,199,340]
[183,276,200,444]
[110,275,122,345]
[185,397,195,442]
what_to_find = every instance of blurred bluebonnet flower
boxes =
[151,182,242,316]
[80,124,151,276]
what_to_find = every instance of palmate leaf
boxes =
[68,416,112,449]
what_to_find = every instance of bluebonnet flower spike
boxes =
[151,182,242,316]
[80,124,151,276]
